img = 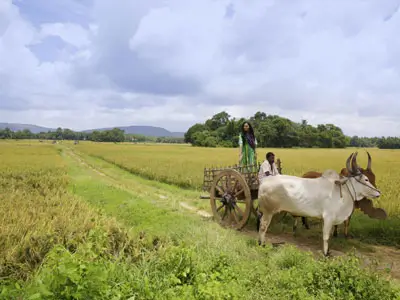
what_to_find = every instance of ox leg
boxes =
[258,211,273,246]
[343,206,355,239]
[293,217,298,234]
[293,216,309,235]
[302,217,310,230]
[322,219,333,257]
[344,215,353,239]
[256,210,263,232]
[333,225,339,237]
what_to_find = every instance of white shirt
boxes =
[258,160,280,182]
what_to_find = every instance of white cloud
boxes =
[38,22,90,48]
[1,0,400,136]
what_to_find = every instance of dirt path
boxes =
[64,147,400,282]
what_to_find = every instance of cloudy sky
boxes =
[1,0,400,136]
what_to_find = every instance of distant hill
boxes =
[0,123,55,134]
[83,125,184,138]
[0,123,185,138]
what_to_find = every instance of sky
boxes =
[1,0,400,136]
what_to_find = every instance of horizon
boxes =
[0,122,186,133]
[0,119,395,138]
[1,1,400,137]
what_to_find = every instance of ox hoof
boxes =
[323,250,331,257]
[258,240,268,248]
[345,234,354,240]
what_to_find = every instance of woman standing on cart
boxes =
[238,121,257,171]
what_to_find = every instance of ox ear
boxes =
[356,199,387,220]
[335,177,348,185]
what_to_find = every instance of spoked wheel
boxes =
[210,169,252,230]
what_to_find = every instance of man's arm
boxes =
[263,163,271,176]
[258,162,270,181]
[265,162,273,176]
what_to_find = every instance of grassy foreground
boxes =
[0,140,400,299]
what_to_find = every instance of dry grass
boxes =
[0,141,131,280]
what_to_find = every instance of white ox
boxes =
[257,153,381,256]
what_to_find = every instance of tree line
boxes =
[184,111,400,149]
[0,127,185,144]
[2,112,399,149]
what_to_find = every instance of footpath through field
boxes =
[63,145,400,282]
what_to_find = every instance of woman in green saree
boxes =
[238,121,257,171]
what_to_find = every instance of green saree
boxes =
[239,134,258,171]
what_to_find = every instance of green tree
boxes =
[184,111,351,149]
[205,111,231,131]
[184,123,207,144]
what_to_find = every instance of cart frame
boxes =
[200,159,282,230]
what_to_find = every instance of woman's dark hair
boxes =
[241,121,254,136]
[240,121,256,149]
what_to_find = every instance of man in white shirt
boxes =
[256,151,280,232]
[258,152,280,183]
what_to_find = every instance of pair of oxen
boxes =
[258,151,387,239]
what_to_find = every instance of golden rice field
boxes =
[76,142,400,217]
[0,140,128,282]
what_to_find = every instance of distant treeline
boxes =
[184,111,400,149]
[0,127,185,144]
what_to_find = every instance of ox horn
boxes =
[346,153,354,173]
[366,151,372,170]
[352,152,359,174]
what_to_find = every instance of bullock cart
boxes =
[200,159,282,230]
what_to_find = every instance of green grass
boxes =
[1,140,400,299]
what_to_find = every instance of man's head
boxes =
[266,152,275,164]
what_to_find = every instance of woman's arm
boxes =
[254,137,258,161]
[238,135,243,160]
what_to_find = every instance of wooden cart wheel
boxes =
[210,169,252,230]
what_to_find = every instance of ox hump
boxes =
[321,169,340,182]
